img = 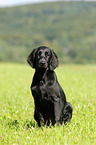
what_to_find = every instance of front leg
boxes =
[53,98,62,124]
[54,95,67,124]
[34,108,44,127]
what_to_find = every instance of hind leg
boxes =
[62,102,73,123]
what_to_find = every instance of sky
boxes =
[0,0,96,7]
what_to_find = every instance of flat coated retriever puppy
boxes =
[27,46,73,127]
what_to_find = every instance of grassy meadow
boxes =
[0,63,96,144]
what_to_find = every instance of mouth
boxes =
[39,64,47,68]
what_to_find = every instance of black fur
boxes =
[27,46,73,127]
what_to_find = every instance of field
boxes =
[0,63,96,145]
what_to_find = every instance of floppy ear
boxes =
[49,50,59,70]
[27,48,38,68]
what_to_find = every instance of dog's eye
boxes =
[45,51,49,57]
[38,51,42,56]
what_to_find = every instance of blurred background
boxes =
[0,0,96,64]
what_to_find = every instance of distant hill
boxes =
[0,1,96,64]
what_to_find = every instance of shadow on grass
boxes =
[8,119,19,129]
[23,119,37,129]
[7,119,70,130]
[7,119,38,129]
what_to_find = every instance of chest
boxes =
[31,71,60,100]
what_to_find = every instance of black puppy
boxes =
[27,46,73,127]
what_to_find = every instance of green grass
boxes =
[0,63,96,145]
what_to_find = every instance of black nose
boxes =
[41,61,45,65]
[39,60,47,68]
[39,58,47,68]
[39,61,46,66]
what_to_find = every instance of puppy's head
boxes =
[27,46,59,71]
